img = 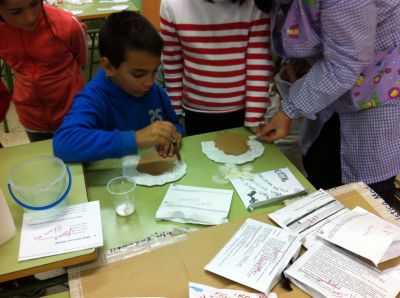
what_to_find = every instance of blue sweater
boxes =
[53,68,184,163]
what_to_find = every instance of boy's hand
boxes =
[136,121,176,150]
[157,132,182,158]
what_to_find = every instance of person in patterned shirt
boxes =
[256,0,400,211]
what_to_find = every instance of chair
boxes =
[85,18,106,81]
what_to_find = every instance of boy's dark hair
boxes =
[99,11,163,68]
[254,0,273,13]
[205,0,247,5]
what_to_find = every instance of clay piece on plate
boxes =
[137,151,177,176]
[214,132,249,156]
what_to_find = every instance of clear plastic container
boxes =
[8,156,71,218]
[274,73,292,100]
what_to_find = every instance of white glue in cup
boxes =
[106,176,136,216]
[0,187,16,246]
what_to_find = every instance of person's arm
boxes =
[160,0,184,115]
[69,16,88,68]
[282,0,377,119]
[53,92,137,163]
[245,7,274,131]
[258,0,377,142]
[0,81,11,123]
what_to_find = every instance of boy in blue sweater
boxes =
[53,11,184,163]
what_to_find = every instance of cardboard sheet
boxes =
[137,150,177,176]
[73,186,400,298]
[214,132,249,156]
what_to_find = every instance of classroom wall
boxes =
[142,0,161,30]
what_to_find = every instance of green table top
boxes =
[0,141,95,282]
[0,127,314,283]
[84,127,315,251]
[56,0,139,21]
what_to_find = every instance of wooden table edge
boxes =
[0,249,98,283]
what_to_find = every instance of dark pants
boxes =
[303,113,398,209]
[25,131,54,142]
[369,177,398,211]
[302,113,342,190]
[184,109,245,136]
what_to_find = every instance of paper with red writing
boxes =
[268,189,348,249]
[18,201,103,261]
[317,206,400,266]
[284,242,400,298]
[204,218,302,294]
[188,282,269,298]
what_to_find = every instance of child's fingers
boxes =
[157,142,175,158]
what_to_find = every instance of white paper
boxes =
[269,189,348,249]
[285,242,400,298]
[64,0,92,4]
[122,155,187,186]
[96,4,128,11]
[155,184,233,225]
[317,206,400,265]
[65,9,83,15]
[188,282,268,298]
[201,138,265,164]
[205,218,302,294]
[19,201,103,261]
[384,264,400,282]
[99,0,127,2]
[230,167,307,211]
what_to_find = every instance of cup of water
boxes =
[106,176,136,216]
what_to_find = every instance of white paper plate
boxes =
[121,155,187,186]
[201,139,265,164]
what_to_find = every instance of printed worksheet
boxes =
[155,184,233,225]
[205,218,302,294]
[317,206,400,265]
[19,201,103,261]
[285,242,400,298]
[384,264,400,282]
[268,189,348,248]
[230,167,307,211]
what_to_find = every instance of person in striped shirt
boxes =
[160,0,274,136]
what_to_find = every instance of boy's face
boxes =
[104,50,160,98]
[0,0,42,31]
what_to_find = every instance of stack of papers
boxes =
[19,201,103,261]
[205,218,302,294]
[317,206,400,266]
[285,242,400,298]
[156,184,233,225]
[269,189,348,248]
[230,167,307,211]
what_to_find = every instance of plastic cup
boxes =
[106,176,136,216]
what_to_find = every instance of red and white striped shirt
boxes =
[160,0,274,127]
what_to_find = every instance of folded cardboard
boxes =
[74,187,400,298]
